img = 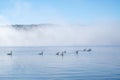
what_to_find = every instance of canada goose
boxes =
[83,49,86,51]
[87,49,92,52]
[38,51,43,55]
[56,52,59,55]
[63,51,66,53]
[7,51,12,55]
[76,50,79,55]
[61,52,64,56]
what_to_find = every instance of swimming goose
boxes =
[60,52,64,56]
[56,52,59,55]
[7,51,12,55]
[87,49,92,52]
[38,51,43,55]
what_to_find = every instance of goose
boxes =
[7,51,12,55]
[63,51,66,53]
[87,49,92,52]
[38,51,43,55]
[76,50,79,55]
[56,52,59,55]
[60,52,64,56]
[83,49,86,51]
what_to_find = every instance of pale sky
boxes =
[0,0,120,24]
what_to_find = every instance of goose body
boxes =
[38,51,43,55]
[7,51,12,55]
[56,52,59,55]
[87,49,92,52]
[76,50,79,55]
[61,52,64,56]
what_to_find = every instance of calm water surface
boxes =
[0,46,120,80]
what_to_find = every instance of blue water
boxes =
[0,46,120,80]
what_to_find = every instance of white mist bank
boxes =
[0,24,120,46]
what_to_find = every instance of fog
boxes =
[0,0,119,46]
[0,23,120,46]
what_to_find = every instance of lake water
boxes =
[0,46,120,80]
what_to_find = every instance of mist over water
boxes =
[0,0,119,46]
[0,23,120,46]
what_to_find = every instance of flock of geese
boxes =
[55,48,92,56]
[7,48,92,56]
